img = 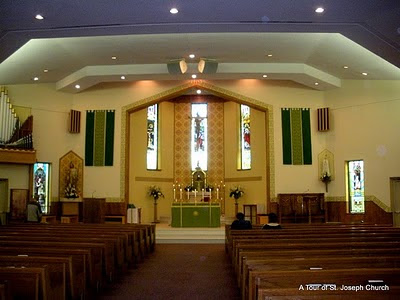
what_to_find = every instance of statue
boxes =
[65,162,78,198]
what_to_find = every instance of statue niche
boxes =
[191,165,207,191]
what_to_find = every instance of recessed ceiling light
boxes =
[121,76,126,80]
[33,77,39,81]
[343,66,349,69]
[111,56,117,60]
[35,14,44,20]
[75,84,80,89]
[191,74,197,79]
[267,54,273,57]
[262,74,268,78]
[362,72,368,76]
[315,7,324,13]
[314,82,319,86]
[170,8,179,14]
[196,89,202,94]
[189,54,195,59]
[43,69,49,73]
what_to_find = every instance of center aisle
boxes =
[98,244,241,300]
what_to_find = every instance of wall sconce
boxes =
[167,59,188,74]
[198,59,218,74]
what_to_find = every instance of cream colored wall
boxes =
[224,102,267,218]
[0,164,30,212]
[129,101,174,223]
[5,79,397,216]
[325,80,400,208]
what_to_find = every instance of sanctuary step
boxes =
[156,223,225,244]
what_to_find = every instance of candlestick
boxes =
[194,189,197,202]
[216,188,219,200]
[173,188,176,201]
[210,189,212,201]
[187,190,189,201]
[180,188,183,200]
[202,188,204,201]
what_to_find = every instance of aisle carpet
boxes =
[98,244,240,300]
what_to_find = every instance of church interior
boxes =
[0,1,400,299]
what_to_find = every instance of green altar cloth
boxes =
[171,202,221,227]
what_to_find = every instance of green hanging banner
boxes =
[85,110,115,166]
[281,108,312,165]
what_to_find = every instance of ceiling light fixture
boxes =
[262,75,268,78]
[315,7,324,13]
[343,66,349,69]
[43,69,49,73]
[191,74,197,79]
[111,56,117,60]
[35,14,44,20]
[362,72,368,76]
[314,82,319,86]
[121,76,126,80]
[33,77,39,81]
[189,54,195,59]
[267,54,273,57]
[170,8,179,14]
[196,89,202,94]
[75,84,81,89]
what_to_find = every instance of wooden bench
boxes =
[0,266,65,300]
[245,255,400,300]
[251,268,400,300]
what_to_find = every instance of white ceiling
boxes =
[1,32,400,92]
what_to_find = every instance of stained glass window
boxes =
[191,103,208,171]
[147,104,159,170]
[33,162,51,214]
[347,160,365,214]
[240,104,251,169]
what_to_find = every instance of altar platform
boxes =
[155,218,226,244]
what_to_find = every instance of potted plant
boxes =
[230,186,244,215]
[148,185,164,223]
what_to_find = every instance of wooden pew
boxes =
[0,246,86,299]
[257,286,400,300]
[251,268,400,300]
[0,240,102,292]
[0,256,73,299]
[0,266,65,300]
[244,256,400,300]
[0,281,11,300]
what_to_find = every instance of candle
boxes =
[187,190,189,200]
[202,188,204,200]
[180,188,183,200]
[210,189,212,201]
[173,188,176,200]
[216,188,219,200]
[194,189,197,201]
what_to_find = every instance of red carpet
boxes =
[98,244,240,300]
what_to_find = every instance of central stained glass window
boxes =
[191,103,208,171]
[240,104,251,169]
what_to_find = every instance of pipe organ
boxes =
[0,87,33,149]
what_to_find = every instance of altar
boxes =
[171,202,221,227]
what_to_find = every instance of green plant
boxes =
[148,185,164,201]
[229,186,244,200]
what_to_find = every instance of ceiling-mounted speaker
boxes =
[198,59,218,74]
[167,59,188,74]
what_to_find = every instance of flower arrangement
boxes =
[320,172,331,183]
[230,186,244,200]
[65,183,78,198]
[148,185,164,201]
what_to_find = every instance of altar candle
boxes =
[194,189,197,201]
[173,188,176,200]
[180,188,183,200]
[187,190,189,200]
[216,188,219,200]
[202,188,204,200]
[210,189,212,201]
